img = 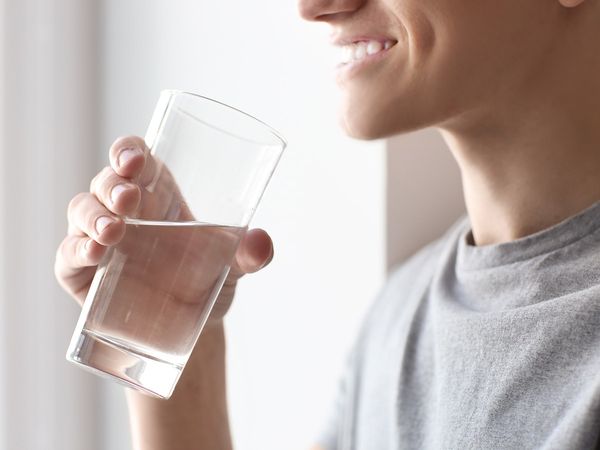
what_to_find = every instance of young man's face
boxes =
[298,0,569,139]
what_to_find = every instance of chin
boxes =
[338,106,391,140]
[337,93,430,141]
[340,121,388,140]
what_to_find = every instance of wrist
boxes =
[182,320,227,380]
[128,320,227,403]
[125,321,231,450]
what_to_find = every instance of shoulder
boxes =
[385,216,467,301]
[362,215,469,333]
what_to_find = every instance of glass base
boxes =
[66,329,183,399]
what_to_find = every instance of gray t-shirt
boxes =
[318,201,600,449]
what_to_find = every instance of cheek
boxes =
[337,1,531,139]
[337,8,439,139]
[400,5,437,61]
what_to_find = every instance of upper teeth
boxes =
[339,40,395,64]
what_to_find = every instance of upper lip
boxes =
[330,33,397,47]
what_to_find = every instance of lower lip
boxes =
[335,46,395,81]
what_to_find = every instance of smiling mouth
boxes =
[337,39,397,66]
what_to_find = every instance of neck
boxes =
[438,37,600,246]
[443,125,600,246]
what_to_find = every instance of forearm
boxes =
[125,323,232,450]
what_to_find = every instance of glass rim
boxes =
[162,89,287,149]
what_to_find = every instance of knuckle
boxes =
[75,238,87,261]
[53,257,64,283]
[56,238,67,262]
[90,166,112,195]
[99,167,115,194]
[89,174,98,192]
[68,192,88,215]
[56,237,75,271]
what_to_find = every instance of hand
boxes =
[54,135,274,327]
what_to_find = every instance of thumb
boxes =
[230,228,274,276]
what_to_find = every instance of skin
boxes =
[301,0,600,246]
[54,0,599,448]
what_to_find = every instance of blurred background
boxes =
[0,0,464,449]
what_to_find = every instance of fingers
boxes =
[67,192,125,246]
[108,135,159,189]
[90,166,141,216]
[109,136,149,179]
[56,135,156,303]
[229,228,274,278]
[55,234,108,277]
[55,233,108,304]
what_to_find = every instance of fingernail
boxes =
[118,147,143,167]
[110,183,134,204]
[83,239,93,253]
[95,216,115,235]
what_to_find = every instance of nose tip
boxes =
[298,0,364,21]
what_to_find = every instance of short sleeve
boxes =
[311,267,405,449]
[311,281,389,449]
[313,342,360,450]
[311,221,462,449]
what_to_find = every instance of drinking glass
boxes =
[66,90,286,398]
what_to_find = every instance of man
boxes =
[55,0,600,448]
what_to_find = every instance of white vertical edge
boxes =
[52,2,103,448]
[143,90,174,150]
[0,0,6,444]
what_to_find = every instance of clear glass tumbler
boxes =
[66,90,286,398]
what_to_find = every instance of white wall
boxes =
[100,1,386,449]
[386,131,465,270]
